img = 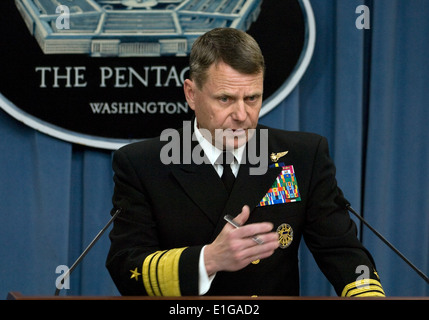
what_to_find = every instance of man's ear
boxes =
[183,79,196,111]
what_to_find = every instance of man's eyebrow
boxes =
[213,90,263,99]
[244,92,263,99]
[246,92,263,96]
[214,92,236,99]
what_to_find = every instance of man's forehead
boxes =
[210,61,264,76]
[205,63,263,88]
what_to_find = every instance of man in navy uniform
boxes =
[106,28,385,297]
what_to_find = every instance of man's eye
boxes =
[219,97,229,103]
[247,95,259,102]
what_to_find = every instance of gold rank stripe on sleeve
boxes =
[142,247,187,296]
[341,279,386,297]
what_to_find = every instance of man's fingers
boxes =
[239,231,279,250]
[225,205,276,244]
[233,205,250,226]
[233,234,280,263]
[232,221,274,240]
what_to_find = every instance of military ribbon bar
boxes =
[258,163,301,207]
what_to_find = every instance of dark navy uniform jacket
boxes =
[106,122,384,297]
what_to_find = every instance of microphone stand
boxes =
[345,203,429,284]
[54,208,122,296]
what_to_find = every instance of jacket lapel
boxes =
[225,161,282,217]
[169,121,229,225]
[207,159,282,240]
[169,123,285,232]
[209,128,284,239]
[170,162,228,225]
[225,126,283,217]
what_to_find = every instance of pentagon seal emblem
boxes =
[0,0,315,150]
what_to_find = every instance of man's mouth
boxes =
[227,128,246,136]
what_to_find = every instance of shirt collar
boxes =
[193,119,246,166]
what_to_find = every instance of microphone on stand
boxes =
[335,194,429,284]
[54,208,122,296]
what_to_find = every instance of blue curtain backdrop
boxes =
[1,0,428,297]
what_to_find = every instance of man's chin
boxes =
[210,128,257,150]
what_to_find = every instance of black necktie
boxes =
[216,151,236,194]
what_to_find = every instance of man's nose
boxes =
[231,100,247,122]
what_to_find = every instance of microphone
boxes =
[54,208,122,296]
[335,194,429,284]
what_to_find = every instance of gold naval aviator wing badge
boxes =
[270,151,289,163]
[277,223,293,249]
